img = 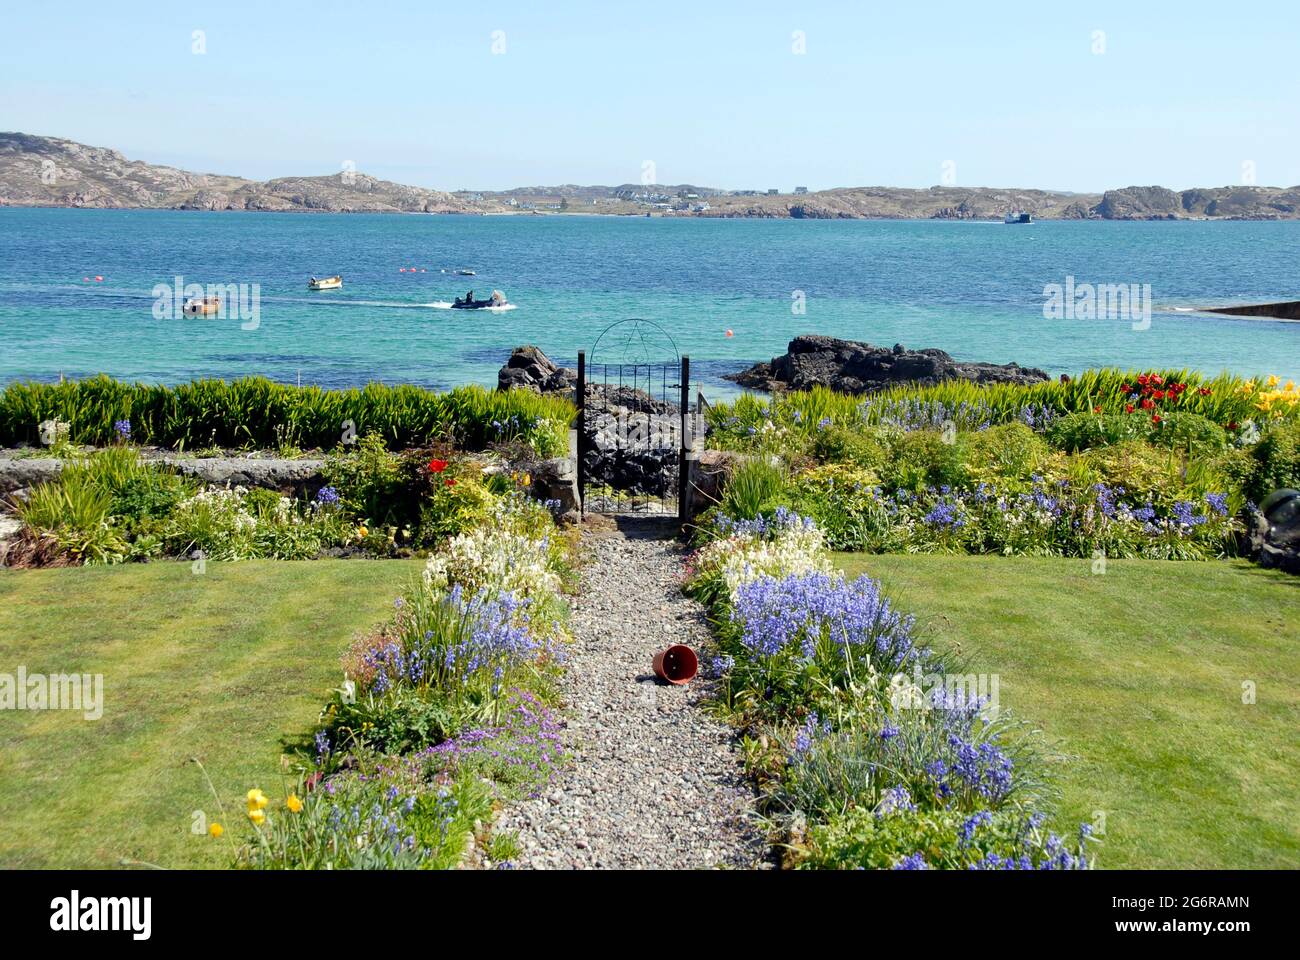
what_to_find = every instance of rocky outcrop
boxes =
[498,346,579,394]
[726,335,1050,394]
[1094,186,1184,220]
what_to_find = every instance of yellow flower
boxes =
[246,788,269,811]
[208,822,224,839]
[286,794,303,813]
[521,472,532,486]
[357,524,369,539]
[1266,374,1280,388]
[247,808,265,826]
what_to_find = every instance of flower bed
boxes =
[684,511,1096,870]
[698,370,1300,562]
[5,428,558,566]
[205,486,575,869]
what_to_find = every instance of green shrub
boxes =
[1247,420,1300,503]
[322,433,410,526]
[416,471,496,545]
[811,425,889,469]
[881,431,969,492]
[958,422,1049,487]
[1048,411,1228,454]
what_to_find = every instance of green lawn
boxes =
[0,559,421,868]
[835,553,1300,869]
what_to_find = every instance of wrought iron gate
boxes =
[575,320,700,521]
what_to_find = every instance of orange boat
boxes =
[183,296,222,316]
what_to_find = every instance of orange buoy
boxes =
[725,329,734,337]
[95,275,104,281]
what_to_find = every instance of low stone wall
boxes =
[0,453,327,496]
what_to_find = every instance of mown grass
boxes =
[834,553,1300,869]
[0,558,421,868]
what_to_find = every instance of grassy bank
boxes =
[0,559,420,868]
[834,553,1300,868]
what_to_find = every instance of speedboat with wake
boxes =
[452,289,508,309]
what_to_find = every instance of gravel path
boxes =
[494,521,768,869]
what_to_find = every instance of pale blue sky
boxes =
[2,0,1297,192]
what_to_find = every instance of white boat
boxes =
[308,275,343,290]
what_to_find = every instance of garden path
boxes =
[493,519,768,869]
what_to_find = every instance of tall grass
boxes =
[0,375,575,456]
[720,458,788,520]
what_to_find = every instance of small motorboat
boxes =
[308,275,343,290]
[456,268,476,276]
[1004,212,1033,224]
[183,296,222,316]
[452,289,507,309]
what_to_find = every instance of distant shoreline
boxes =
[6,132,1300,221]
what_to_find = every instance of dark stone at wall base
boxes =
[726,335,1050,394]
[1250,489,1300,575]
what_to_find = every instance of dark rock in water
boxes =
[725,335,1049,394]
[498,345,579,394]
[1250,488,1300,575]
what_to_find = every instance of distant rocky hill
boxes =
[4,132,1300,220]
[0,133,475,213]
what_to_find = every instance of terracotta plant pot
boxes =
[652,644,698,685]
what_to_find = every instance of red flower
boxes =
[1125,404,1135,413]
[1153,390,1166,400]
[1151,414,1162,424]
[1137,374,1149,387]
[1173,383,1187,394]
[1141,398,1155,410]
[1151,374,1164,386]
[1228,421,1239,431]
[1198,387,1212,396]
[445,478,456,487]
[1093,406,1103,414]
[1121,383,1131,392]
[427,458,448,474]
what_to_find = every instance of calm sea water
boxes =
[2,208,1298,396]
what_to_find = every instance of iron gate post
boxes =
[576,351,586,518]
[678,355,690,526]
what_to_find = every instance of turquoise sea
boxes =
[2,208,1298,396]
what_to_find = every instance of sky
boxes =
[2,0,1298,193]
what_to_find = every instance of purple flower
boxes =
[113,419,131,440]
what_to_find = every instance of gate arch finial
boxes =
[589,318,680,367]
